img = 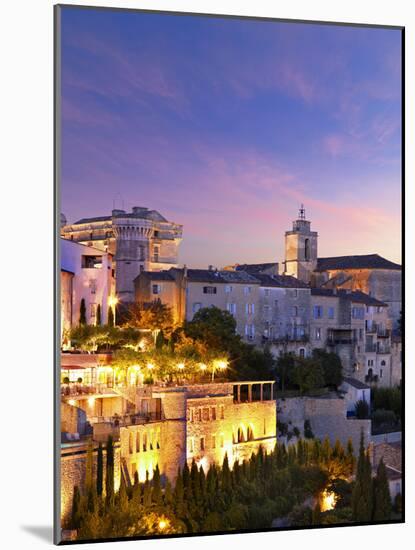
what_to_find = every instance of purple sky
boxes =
[60,8,402,269]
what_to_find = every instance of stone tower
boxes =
[284,205,318,284]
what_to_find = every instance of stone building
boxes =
[60,353,276,523]
[282,207,402,330]
[310,288,393,384]
[134,267,262,344]
[61,207,183,302]
[61,238,116,342]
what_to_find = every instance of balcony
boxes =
[327,338,355,346]
[377,329,390,338]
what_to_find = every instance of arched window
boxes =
[247,426,254,441]
[381,360,386,366]
[367,368,373,379]
[237,427,245,443]
[304,238,310,261]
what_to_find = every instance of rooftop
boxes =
[316,254,401,272]
[254,273,309,289]
[311,288,388,307]
[234,262,279,274]
[72,207,170,225]
[343,377,370,390]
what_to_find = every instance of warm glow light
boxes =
[88,397,95,407]
[199,363,207,371]
[147,363,155,370]
[321,490,337,512]
[215,359,228,370]
[68,399,76,406]
[177,363,185,370]
[108,295,118,308]
[158,520,167,531]
[138,341,146,351]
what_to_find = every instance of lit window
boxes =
[315,327,321,340]
[152,284,161,295]
[220,406,224,419]
[212,435,216,449]
[211,407,216,420]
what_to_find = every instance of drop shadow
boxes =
[21,525,53,543]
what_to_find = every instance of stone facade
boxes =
[277,394,371,453]
[61,207,182,302]
[60,238,115,337]
[60,374,276,524]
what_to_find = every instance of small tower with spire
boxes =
[284,205,318,283]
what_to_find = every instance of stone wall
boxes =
[60,441,121,526]
[277,394,371,452]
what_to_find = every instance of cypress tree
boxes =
[164,478,173,507]
[221,453,232,492]
[351,431,373,522]
[152,465,163,505]
[105,435,115,509]
[108,306,114,327]
[143,472,152,507]
[96,304,102,326]
[96,442,103,496]
[174,468,185,516]
[312,500,322,525]
[118,472,129,513]
[346,438,355,477]
[79,298,87,325]
[155,330,164,349]
[71,486,82,529]
[372,459,392,521]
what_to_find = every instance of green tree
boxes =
[351,431,373,522]
[96,442,103,496]
[275,353,295,391]
[96,304,102,326]
[108,306,114,327]
[70,486,82,529]
[372,459,392,521]
[185,306,239,353]
[292,358,324,394]
[152,465,163,505]
[355,400,370,419]
[105,435,115,509]
[312,349,343,388]
[79,298,87,325]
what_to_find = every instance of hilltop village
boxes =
[59,205,402,540]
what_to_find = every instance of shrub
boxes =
[304,419,314,439]
[355,399,369,419]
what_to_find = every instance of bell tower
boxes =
[284,205,318,284]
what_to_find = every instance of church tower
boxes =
[284,205,318,284]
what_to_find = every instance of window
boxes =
[189,438,194,453]
[220,434,224,448]
[142,433,147,452]
[381,360,386,366]
[313,305,323,319]
[197,408,202,422]
[89,279,97,295]
[292,306,298,317]
[212,435,216,449]
[219,405,224,419]
[82,255,102,269]
[304,238,310,261]
[245,324,255,339]
[263,304,270,317]
[293,289,298,298]
[315,327,321,340]
[244,286,252,295]
[299,348,305,358]
[136,432,140,452]
[328,307,334,319]
[203,286,217,294]
[152,284,161,295]
[129,432,134,454]
[237,427,245,443]
[380,369,383,378]
[202,408,210,421]
[352,306,364,319]
[264,288,270,297]
[225,285,233,293]
[247,426,254,441]
[154,230,159,238]
[359,328,364,340]
[200,437,205,451]
[226,303,236,315]
[153,245,160,263]
[211,407,216,420]
[245,303,254,315]
[192,302,202,313]
[368,359,374,367]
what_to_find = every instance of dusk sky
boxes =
[61,7,402,268]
